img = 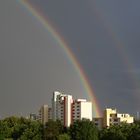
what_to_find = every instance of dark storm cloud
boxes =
[31,0,140,114]
[1,0,140,117]
[0,0,89,117]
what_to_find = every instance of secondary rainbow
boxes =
[18,0,101,117]
[92,1,140,101]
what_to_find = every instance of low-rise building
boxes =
[29,113,39,120]
[103,108,134,127]
[93,108,134,128]
[93,117,103,129]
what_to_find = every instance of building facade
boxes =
[93,117,103,129]
[72,99,92,123]
[102,108,134,127]
[29,113,39,121]
[38,104,52,125]
[52,91,73,126]
[52,91,92,127]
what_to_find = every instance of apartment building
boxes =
[52,91,73,126]
[72,99,92,123]
[103,108,134,127]
[93,117,103,129]
[52,91,92,127]
[38,104,52,125]
[29,113,39,121]
[93,108,134,129]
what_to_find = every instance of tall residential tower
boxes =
[52,91,92,127]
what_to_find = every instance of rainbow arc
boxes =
[18,0,101,117]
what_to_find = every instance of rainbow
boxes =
[17,0,101,117]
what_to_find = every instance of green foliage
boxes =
[69,119,99,140]
[134,120,140,125]
[0,120,13,139]
[1,116,140,140]
[99,125,126,140]
[57,133,70,140]
[127,123,140,140]
[19,120,43,140]
[99,123,140,140]
[44,120,64,140]
[0,117,43,140]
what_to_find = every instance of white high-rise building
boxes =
[72,99,92,123]
[52,91,92,127]
[52,91,73,126]
[52,91,61,121]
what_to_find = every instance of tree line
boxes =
[0,116,140,140]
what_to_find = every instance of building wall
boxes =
[81,102,92,121]
[52,91,62,121]
[72,100,92,122]
[117,113,134,123]
[103,108,134,127]
[72,101,81,121]
[39,105,49,125]
[48,108,52,120]
[103,108,117,127]
[52,91,92,127]
[93,117,103,129]
[52,91,73,127]
[64,95,73,127]
[29,113,39,121]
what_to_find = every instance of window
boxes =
[114,118,118,122]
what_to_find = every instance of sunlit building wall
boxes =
[72,99,92,123]
[103,108,117,127]
[103,108,134,127]
[52,91,73,127]
[117,113,134,124]
[52,91,92,127]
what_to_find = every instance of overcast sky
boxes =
[1,0,140,118]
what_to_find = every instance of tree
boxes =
[69,119,98,140]
[99,123,140,140]
[127,123,140,140]
[0,119,13,139]
[57,133,70,140]
[19,120,43,140]
[45,120,64,140]
[99,126,126,140]
[0,117,43,140]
